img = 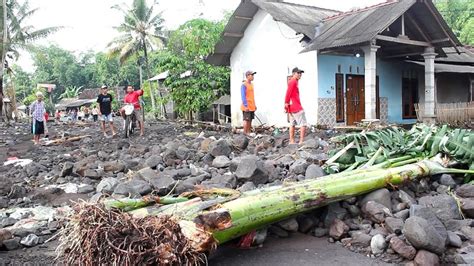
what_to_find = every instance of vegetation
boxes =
[435,0,474,45]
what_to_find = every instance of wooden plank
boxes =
[423,1,460,53]
[375,35,430,47]
[430,38,450,44]
[382,52,423,59]
[405,13,431,43]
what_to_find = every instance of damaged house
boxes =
[208,0,474,127]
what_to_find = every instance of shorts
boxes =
[31,119,45,135]
[133,109,142,121]
[100,113,113,122]
[289,110,307,127]
[242,111,255,121]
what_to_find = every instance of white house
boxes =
[208,0,338,127]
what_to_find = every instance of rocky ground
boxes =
[0,120,473,265]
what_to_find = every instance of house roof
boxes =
[406,61,474,74]
[436,47,474,65]
[207,0,339,66]
[302,0,461,53]
[78,88,99,99]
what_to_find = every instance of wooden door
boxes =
[346,75,365,125]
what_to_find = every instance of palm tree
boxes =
[59,86,83,99]
[0,0,60,119]
[108,0,166,118]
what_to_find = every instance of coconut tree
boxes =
[0,0,60,119]
[108,0,166,117]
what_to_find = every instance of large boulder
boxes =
[235,155,269,185]
[360,188,392,211]
[409,204,448,242]
[209,139,232,157]
[418,195,462,222]
[403,216,446,255]
[456,184,474,198]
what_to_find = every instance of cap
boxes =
[35,91,44,97]
[292,67,304,73]
[101,85,108,89]
[245,70,257,76]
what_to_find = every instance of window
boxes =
[402,77,418,119]
[336,74,344,122]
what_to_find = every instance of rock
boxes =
[0,228,12,242]
[447,231,462,248]
[205,173,237,189]
[148,176,176,195]
[96,178,119,194]
[439,174,456,187]
[212,156,231,168]
[301,138,320,149]
[145,155,163,169]
[361,189,392,211]
[20,234,39,247]
[103,161,126,173]
[31,206,57,221]
[394,209,410,220]
[289,159,309,175]
[403,217,446,255]
[176,146,190,160]
[385,217,404,235]
[210,139,231,157]
[116,140,130,150]
[414,250,440,266]
[461,198,474,218]
[278,218,299,232]
[127,179,152,195]
[347,205,361,217]
[60,162,74,177]
[232,135,249,150]
[329,218,349,240]
[297,216,315,233]
[276,155,294,166]
[235,155,269,185]
[238,181,256,192]
[444,219,474,231]
[77,184,95,194]
[10,209,32,220]
[199,138,213,152]
[3,237,21,250]
[361,201,391,223]
[409,205,447,241]
[389,236,416,260]
[418,194,461,222]
[138,167,158,181]
[162,149,177,164]
[313,228,328,237]
[269,225,289,238]
[394,189,417,206]
[83,169,101,179]
[324,203,348,227]
[456,184,474,198]
[1,217,18,228]
[371,234,387,254]
[305,164,326,179]
[349,231,372,247]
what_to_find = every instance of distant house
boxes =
[208,0,473,127]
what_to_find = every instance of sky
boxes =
[18,0,385,71]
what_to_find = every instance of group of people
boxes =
[29,85,145,144]
[241,67,307,144]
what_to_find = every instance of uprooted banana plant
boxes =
[324,124,474,180]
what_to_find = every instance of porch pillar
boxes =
[362,44,380,121]
[422,47,437,123]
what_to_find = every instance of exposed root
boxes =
[57,201,216,265]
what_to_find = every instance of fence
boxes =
[415,102,474,124]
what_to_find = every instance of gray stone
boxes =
[276,155,294,166]
[447,231,462,248]
[20,234,39,247]
[1,217,18,228]
[409,205,447,241]
[347,205,361,217]
[207,173,237,189]
[278,218,299,232]
[385,217,404,235]
[444,219,474,231]
[175,174,209,194]
[83,169,101,179]
[361,201,391,223]
[301,138,320,149]
[414,250,440,266]
[138,167,158,181]
[456,184,474,198]
[389,236,416,260]
[145,155,163,169]
[461,198,474,218]
[3,237,21,250]
[162,149,177,164]
[419,194,462,222]
[349,231,372,247]
[324,203,348,227]
[103,161,126,173]
[305,164,326,179]
[329,218,349,240]
[60,162,74,177]
[313,228,328,237]
[394,189,417,206]
[96,178,119,194]
[148,176,176,195]
[394,209,410,220]
[238,182,256,192]
[232,135,249,150]
[176,146,190,160]
[229,157,241,172]
[439,174,456,187]
[210,139,232,157]
[361,189,392,211]
[212,156,231,168]
[403,216,446,255]
[297,216,315,233]
[77,184,95,194]
[371,234,387,254]
[269,225,289,238]
[235,155,269,185]
[289,159,309,175]
[0,228,12,243]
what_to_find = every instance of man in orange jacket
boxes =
[241,70,257,135]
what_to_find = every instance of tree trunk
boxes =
[142,41,167,119]
[0,0,7,120]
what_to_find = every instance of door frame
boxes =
[346,74,365,125]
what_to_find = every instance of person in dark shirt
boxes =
[96,85,116,137]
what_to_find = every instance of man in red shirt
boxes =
[122,85,144,136]
[284,67,307,145]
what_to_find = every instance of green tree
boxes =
[156,18,230,120]
[108,0,165,116]
[435,0,474,45]
[10,64,32,102]
[0,0,60,118]
[59,86,83,99]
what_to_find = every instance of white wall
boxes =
[230,10,318,127]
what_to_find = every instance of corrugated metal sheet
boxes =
[406,60,474,73]
[436,47,474,64]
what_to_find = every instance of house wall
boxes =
[317,54,418,125]
[230,10,318,127]
[436,73,470,103]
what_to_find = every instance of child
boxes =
[29,92,46,145]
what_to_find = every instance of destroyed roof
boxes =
[213,95,230,105]
[302,0,461,53]
[78,88,99,99]
[435,47,474,65]
[207,0,339,66]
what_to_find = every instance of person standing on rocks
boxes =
[241,70,257,135]
[284,67,307,145]
[91,106,99,122]
[29,91,46,145]
[122,85,144,136]
[97,85,116,137]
